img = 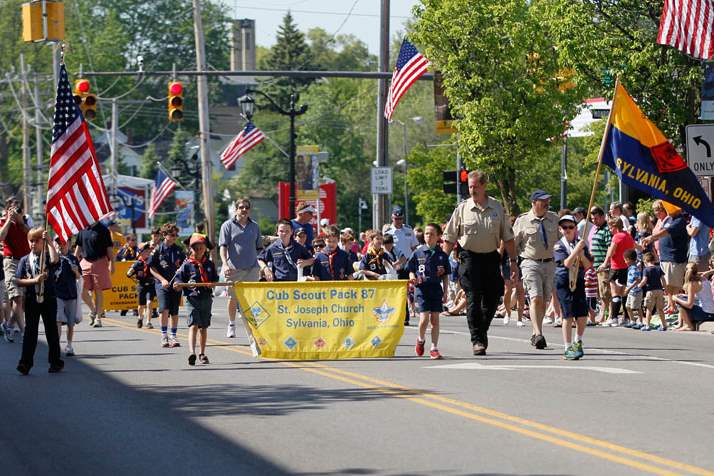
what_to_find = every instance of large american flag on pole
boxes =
[657,0,714,60]
[220,121,265,170]
[384,40,430,121]
[147,168,177,218]
[46,64,112,243]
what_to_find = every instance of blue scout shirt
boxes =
[128,257,156,288]
[291,219,314,247]
[314,247,353,281]
[553,238,592,281]
[173,255,219,297]
[359,251,393,275]
[258,239,313,282]
[407,245,451,298]
[54,254,80,300]
[148,242,186,282]
[16,252,58,301]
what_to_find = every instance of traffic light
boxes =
[443,167,469,199]
[168,81,184,122]
[73,79,97,120]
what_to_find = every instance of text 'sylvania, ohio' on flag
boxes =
[602,83,714,228]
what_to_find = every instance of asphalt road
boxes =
[2,297,714,476]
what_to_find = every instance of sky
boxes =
[229,1,421,54]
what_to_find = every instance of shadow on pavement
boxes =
[0,340,293,476]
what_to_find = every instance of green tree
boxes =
[542,0,702,148]
[258,12,317,106]
[412,0,587,215]
[139,143,159,178]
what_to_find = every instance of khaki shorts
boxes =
[626,292,643,310]
[3,257,23,300]
[520,259,555,301]
[661,261,686,290]
[644,289,665,313]
[596,269,612,301]
[225,265,260,300]
[80,257,113,292]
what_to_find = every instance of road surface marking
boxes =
[426,362,641,374]
[104,318,714,476]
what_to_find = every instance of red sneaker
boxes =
[415,339,425,357]
[429,349,443,360]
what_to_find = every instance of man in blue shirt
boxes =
[642,203,690,300]
[259,220,314,282]
[687,215,711,272]
[291,204,315,248]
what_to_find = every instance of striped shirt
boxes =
[590,225,612,267]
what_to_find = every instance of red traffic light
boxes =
[169,82,183,96]
[459,169,469,183]
[76,79,90,93]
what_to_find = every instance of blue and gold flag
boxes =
[602,83,714,227]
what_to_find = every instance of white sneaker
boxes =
[543,317,554,325]
[65,344,75,356]
[503,313,510,326]
[226,323,236,338]
[516,320,525,328]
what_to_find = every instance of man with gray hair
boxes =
[219,198,262,338]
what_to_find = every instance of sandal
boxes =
[199,354,209,364]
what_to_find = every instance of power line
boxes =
[232,5,408,18]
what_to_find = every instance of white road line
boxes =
[405,327,714,370]
[426,362,641,375]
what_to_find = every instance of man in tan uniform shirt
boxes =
[443,171,517,355]
[512,190,560,350]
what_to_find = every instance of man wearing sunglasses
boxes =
[219,198,262,338]
[513,190,561,350]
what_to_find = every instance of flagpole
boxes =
[572,77,620,290]
[155,161,187,190]
[580,76,621,242]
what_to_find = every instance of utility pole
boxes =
[110,98,118,198]
[33,74,44,224]
[20,54,31,214]
[560,136,568,210]
[374,0,390,229]
[193,0,215,248]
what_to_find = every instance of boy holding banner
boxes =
[258,220,314,282]
[173,234,219,366]
[408,223,450,360]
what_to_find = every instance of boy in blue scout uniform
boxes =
[173,233,219,366]
[127,242,157,329]
[258,219,315,281]
[314,230,354,280]
[148,223,186,348]
[408,223,451,360]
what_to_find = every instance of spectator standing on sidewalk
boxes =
[589,206,612,323]
[687,215,711,272]
[75,220,114,328]
[0,198,30,341]
[219,198,262,338]
[442,170,517,356]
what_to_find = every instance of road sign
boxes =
[686,124,714,176]
[371,167,393,194]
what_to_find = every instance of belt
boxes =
[521,257,554,263]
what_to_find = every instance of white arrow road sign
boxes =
[426,362,641,375]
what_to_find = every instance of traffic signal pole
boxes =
[192,0,216,253]
[111,99,118,198]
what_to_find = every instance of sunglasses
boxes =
[314,244,325,249]
[561,225,575,230]
[237,206,250,210]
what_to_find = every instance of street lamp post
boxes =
[239,91,308,219]
[171,152,202,225]
[390,117,422,224]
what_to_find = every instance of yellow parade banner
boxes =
[234,280,407,360]
[103,261,139,311]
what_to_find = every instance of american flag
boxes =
[46,64,112,243]
[384,40,430,121]
[657,0,714,60]
[148,168,177,218]
[220,122,265,170]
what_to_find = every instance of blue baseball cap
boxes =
[530,190,552,202]
[392,206,404,217]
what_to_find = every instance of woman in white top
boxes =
[673,263,714,331]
